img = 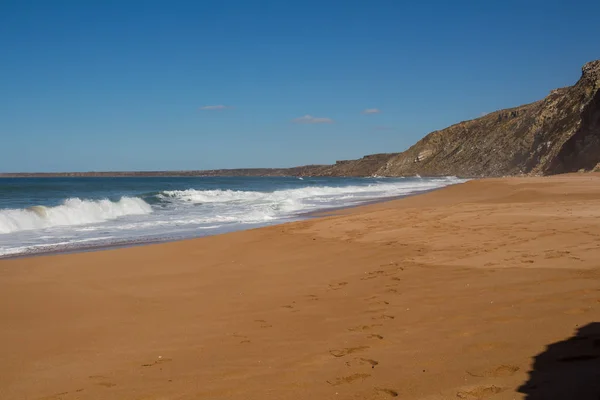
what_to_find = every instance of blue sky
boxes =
[1,0,599,172]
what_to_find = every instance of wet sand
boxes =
[1,174,599,399]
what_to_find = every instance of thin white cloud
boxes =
[362,108,381,114]
[292,115,334,124]
[199,105,230,110]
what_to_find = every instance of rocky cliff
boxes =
[313,60,600,177]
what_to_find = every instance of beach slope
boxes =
[1,175,599,399]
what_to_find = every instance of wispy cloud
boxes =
[199,105,231,110]
[292,115,334,124]
[362,108,381,114]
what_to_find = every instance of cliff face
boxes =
[301,154,397,177]
[319,60,600,177]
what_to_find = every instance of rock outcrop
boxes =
[323,60,600,177]
[275,60,600,178]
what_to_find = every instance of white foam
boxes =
[160,178,462,207]
[159,177,462,211]
[156,177,466,226]
[0,177,466,257]
[0,197,152,234]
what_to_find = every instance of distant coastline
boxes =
[0,157,397,178]
[0,166,329,178]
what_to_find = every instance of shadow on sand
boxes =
[518,322,600,399]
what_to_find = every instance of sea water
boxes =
[0,176,464,258]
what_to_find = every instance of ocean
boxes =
[0,176,464,258]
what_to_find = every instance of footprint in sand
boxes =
[348,324,383,332]
[39,392,74,400]
[359,357,379,368]
[544,249,573,259]
[328,282,349,290]
[367,334,384,340]
[361,275,378,281]
[282,303,295,309]
[371,300,390,306]
[326,373,371,386]
[371,314,395,321]
[366,308,388,314]
[233,334,252,344]
[43,388,85,398]
[89,376,117,388]
[456,385,505,399]
[329,346,370,358]
[361,270,387,281]
[380,260,398,266]
[344,357,379,368]
[142,357,172,367]
[254,319,273,328]
[375,388,399,397]
[467,364,519,378]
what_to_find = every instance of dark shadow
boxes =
[518,322,600,399]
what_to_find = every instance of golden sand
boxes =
[1,174,599,399]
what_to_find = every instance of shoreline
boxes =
[1,174,599,399]
[303,187,443,218]
[0,185,454,260]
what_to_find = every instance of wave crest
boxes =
[0,197,152,234]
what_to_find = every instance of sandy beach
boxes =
[1,174,599,400]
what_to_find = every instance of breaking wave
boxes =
[158,178,461,206]
[0,176,466,257]
[0,197,152,234]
